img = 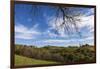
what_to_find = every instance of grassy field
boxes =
[15,55,60,66]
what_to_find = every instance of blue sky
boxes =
[15,3,94,47]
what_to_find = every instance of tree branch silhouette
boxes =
[29,5,84,46]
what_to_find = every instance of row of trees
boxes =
[15,44,95,63]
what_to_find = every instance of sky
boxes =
[15,3,94,47]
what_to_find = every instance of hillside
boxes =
[15,55,60,66]
[15,44,95,66]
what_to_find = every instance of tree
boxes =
[15,45,95,63]
[29,5,84,46]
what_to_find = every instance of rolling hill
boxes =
[15,55,60,66]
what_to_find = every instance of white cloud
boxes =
[33,35,94,46]
[47,13,94,38]
[43,39,69,43]
[15,24,27,33]
[80,15,94,34]
[48,17,67,37]
[15,24,40,39]
[44,14,94,46]
[84,35,94,41]
[43,35,94,44]
[46,30,58,38]
[15,33,33,39]
[33,39,74,46]
[79,15,94,28]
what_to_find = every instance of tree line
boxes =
[15,44,95,63]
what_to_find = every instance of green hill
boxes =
[15,55,60,66]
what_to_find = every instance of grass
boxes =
[15,55,60,66]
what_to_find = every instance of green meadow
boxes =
[15,44,95,66]
[15,55,60,66]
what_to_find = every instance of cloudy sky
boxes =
[15,3,94,47]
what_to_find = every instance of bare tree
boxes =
[55,6,83,46]
[29,5,84,46]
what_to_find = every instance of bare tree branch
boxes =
[29,5,84,46]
